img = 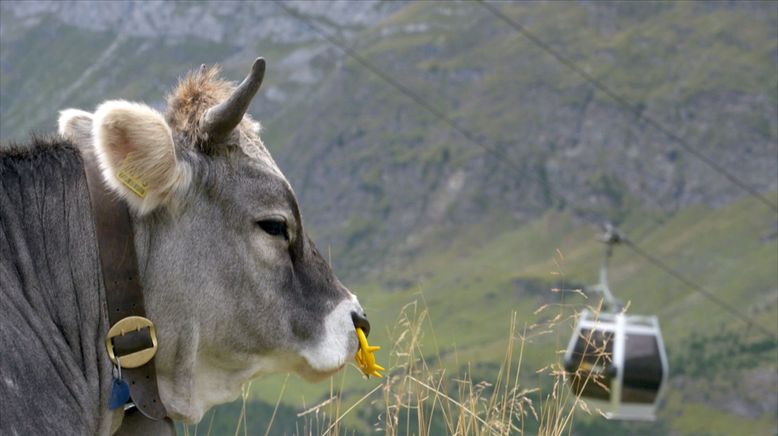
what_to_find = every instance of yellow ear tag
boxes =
[116,159,148,199]
[354,327,384,378]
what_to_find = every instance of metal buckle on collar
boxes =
[105,316,158,368]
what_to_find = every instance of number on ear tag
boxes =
[117,153,148,198]
[117,169,147,198]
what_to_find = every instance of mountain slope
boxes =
[266,1,777,280]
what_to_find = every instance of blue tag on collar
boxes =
[109,377,131,410]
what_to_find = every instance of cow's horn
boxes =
[201,57,265,140]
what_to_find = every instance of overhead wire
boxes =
[620,237,777,342]
[476,0,778,214]
[274,2,778,341]
[476,0,778,339]
[273,0,527,177]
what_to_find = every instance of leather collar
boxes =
[80,148,171,428]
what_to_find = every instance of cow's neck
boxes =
[0,139,116,434]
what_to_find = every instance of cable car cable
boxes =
[475,0,778,214]
[273,0,527,177]
[620,237,778,342]
[275,2,778,342]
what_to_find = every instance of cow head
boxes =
[58,59,369,423]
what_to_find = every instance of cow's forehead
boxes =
[165,66,264,152]
[165,65,229,145]
[165,64,286,180]
[236,133,285,180]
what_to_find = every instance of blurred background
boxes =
[1,1,776,434]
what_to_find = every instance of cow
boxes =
[0,58,370,435]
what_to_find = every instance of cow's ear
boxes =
[92,100,191,215]
[58,108,94,146]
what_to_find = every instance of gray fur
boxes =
[0,140,114,435]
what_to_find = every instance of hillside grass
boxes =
[184,290,614,436]
[258,0,778,289]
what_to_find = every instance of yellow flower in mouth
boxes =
[354,327,384,378]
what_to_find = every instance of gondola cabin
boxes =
[564,309,669,420]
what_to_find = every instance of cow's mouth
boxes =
[296,297,366,382]
[297,361,348,382]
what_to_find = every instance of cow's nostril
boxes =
[351,312,371,338]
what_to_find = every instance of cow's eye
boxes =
[257,220,288,240]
